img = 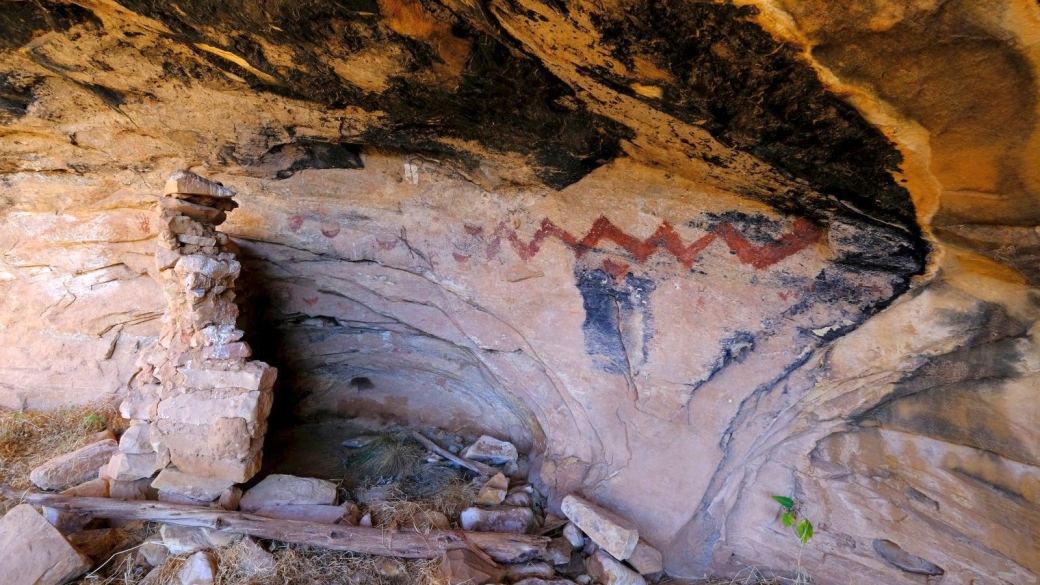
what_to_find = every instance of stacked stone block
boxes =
[111,171,276,495]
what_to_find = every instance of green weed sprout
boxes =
[773,495,814,583]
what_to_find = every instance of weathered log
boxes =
[1,489,548,563]
[412,432,500,477]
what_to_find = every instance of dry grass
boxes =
[0,402,122,495]
[660,566,809,585]
[410,473,477,521]
[398,463,464,499]
[365,476,476,531]
[350,434,427,481]
[348,434,477,531]
[219,542,445,585]
[81,540,448,585]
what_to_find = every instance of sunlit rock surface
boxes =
[1,0,1038,582]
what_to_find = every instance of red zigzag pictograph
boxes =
[483,216,821,270]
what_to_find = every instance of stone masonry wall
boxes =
[110,171,275,486]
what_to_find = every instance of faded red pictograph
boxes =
[482,215,821,269]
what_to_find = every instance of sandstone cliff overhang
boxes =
[0,0,927,271]
[2,0,1039,584]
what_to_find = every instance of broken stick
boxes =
[3,489,547,563]
[412,432,499,477]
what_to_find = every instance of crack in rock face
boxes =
[1,0,1039,584]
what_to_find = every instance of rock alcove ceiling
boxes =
[0,0,1039,582]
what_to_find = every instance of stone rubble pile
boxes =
[11,421,665,584]
[409,435,664,585]
[113,170,276,491]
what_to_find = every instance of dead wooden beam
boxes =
[412,432,500,477]
[2,489,548,563]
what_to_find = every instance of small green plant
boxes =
[773,495,814,583]
[79,412,107,433]
[772,495,813,544]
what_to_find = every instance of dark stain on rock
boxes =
[80,81,126,109]
[101,0,630,189]
[685,331,756,396]
[689,211,796,245]
[0,75,35,123]
[0,1,100,52]
[349,376,375,391]
[826,218,927,279]
[372,33,631,189]
[256,140,365,179]
[852,300,1034,463]
[592,1,917,229]
[949,465,1028,504]
[575,267,654,375]
[862,378,1032,466]
[872,539,945,576]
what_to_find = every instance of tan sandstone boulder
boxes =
[0,504,91,585]
[30,439,118,491]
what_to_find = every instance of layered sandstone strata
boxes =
[111,171,275,485]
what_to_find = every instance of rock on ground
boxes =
[560,495,639,560]
[0,504,91,585]
[476,472,509,505]
[627,539,663,575]
[67,528,120,560]
[29,439,118,490]
[239,474,337,512]
[218,486,243,511]
[160,524,239,555]
[118,421,154,454]
[236,538,277,575]
[542,537,574,565]
[42,506,92,534]
[586,550,647,585]
[505,561,555,580]
[106,451,161,481]
[173,550,217,585]
[135,535,171,567]
[563,523,585,548]
[152,467,234,503]
[61,478,110,498]
[460,506,536,534]
[463,436,519,465]
[249,504,347,523]
[109,477,157,501]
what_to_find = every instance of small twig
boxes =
[83,542,148,579]
[411,432,498,477]
[535,516,568,536]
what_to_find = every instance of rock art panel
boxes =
[474,214,824,377]
[447,200,919,428]
[198,158,928,573]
